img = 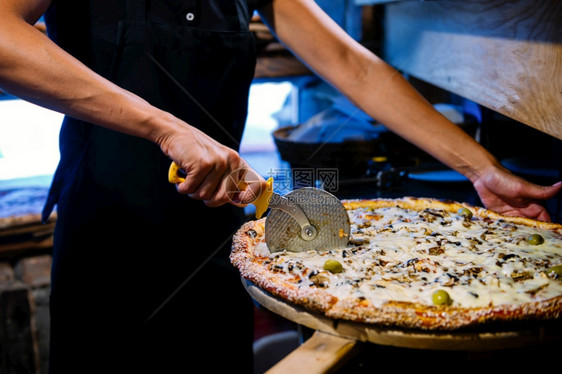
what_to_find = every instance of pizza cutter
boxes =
[168,162,350,253]
[250,177,350,253]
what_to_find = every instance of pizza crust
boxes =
[231,197,562,330]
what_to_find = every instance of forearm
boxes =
[0,11,177,146]
[263,0,501,183]
[341,58,501,183]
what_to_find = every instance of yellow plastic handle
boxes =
[239,177,274,219]
[168,161,186,184]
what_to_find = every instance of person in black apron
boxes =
[40,0,270,372]
[1,0,561,373]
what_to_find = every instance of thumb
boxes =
[522,181,562,200]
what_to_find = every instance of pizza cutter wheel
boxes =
[233,175,350,253]
[264,186,350,253]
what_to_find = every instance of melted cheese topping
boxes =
[258,206,562,308]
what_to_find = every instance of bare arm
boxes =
[0,0,161,139]
[0,0,263,206]
[259,0,561,221]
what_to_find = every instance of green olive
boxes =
[323,259,343,274]
[432,289,452,306]
[526,233,544,245]
[546,265,562,278]
[457,207,473,220]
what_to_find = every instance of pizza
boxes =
[230,197,562,330]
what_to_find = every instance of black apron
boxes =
[43,1,269,372]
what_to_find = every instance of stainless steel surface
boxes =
[265,188,350,252]
[268,192,318,242]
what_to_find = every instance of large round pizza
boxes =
[231,197,562,330]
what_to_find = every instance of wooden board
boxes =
[0,214,56,257]
[266,330,358,374]
[255,54,311,79]
[381,0,562,139]
[244,279,561,352]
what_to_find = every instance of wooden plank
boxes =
[383,0,562,139]
[0,214,56,257]
[244,280,562,351]
[266,331,359,374]
[0,221,55,239]
[0,237,54,257]
[0,221,55,257]
[255,54,311,79]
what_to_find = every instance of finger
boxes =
[535,208,552,223]
[175,169,206,195]
[174,160,216,196]
[515,204,552,222]
[200,168,242,207]
[205,166,266,207]
[187,164,229,201]
[201,167,246,207]
[519,180,562,200]
[518,204,552,222]
[203,189,232,208]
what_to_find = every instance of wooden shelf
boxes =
[250,15,312,79]
[0,214,55,257]
[255,43,312,79]
[375,0,562,139]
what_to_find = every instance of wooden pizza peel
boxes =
[243,279,562,373]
